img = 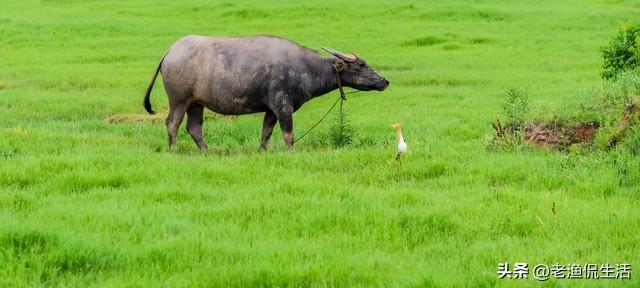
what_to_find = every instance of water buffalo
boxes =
[143,35,389,150]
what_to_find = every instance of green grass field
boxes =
[1,0,639,287]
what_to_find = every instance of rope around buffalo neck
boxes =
[294,71,359,144]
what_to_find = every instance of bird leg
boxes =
[396,153,403,167]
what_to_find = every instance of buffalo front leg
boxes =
[276,110,294,150]
[259,110,278,151]
[186,103,208,150]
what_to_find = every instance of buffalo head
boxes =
[322,47,389,91]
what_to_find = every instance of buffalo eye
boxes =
[358,63,366,68]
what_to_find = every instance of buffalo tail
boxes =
[143,54,166,115]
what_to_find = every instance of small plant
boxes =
[487,89,530,150]
[503,88,529,131]
[329,107,354,148]
[601,22,640,80]
[488,118,524,150]
[305,132,331,148]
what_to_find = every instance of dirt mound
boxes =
[491,104,640,150]
[524,123,597,148]
[490,118,598,149]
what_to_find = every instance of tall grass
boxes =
[1,0,639,287]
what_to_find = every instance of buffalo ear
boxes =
[333,60,346,72]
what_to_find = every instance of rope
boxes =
[293,91,360,143]
[293,65,360,144]
[294,96,343,143]
[294,91,360,144]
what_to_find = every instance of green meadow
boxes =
[1,0,639,287]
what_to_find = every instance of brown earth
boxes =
[524,123,598,148]
[492,104,640,150]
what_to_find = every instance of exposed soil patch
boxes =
[491,104,640,150]
[490,118,599,149]
[524,122,598,148]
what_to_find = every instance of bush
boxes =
[503,88,529,131]
[487,89,529,150]
[601,22,640,80]
[329,107,354,148]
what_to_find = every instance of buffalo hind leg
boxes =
[259,110,278,151]
[186,103,208,150]
[166,103,188,148]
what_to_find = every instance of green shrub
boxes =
[329,108,354,148]
[503,88,529,131]
[601,22,640,80]
[487,89,529,151]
